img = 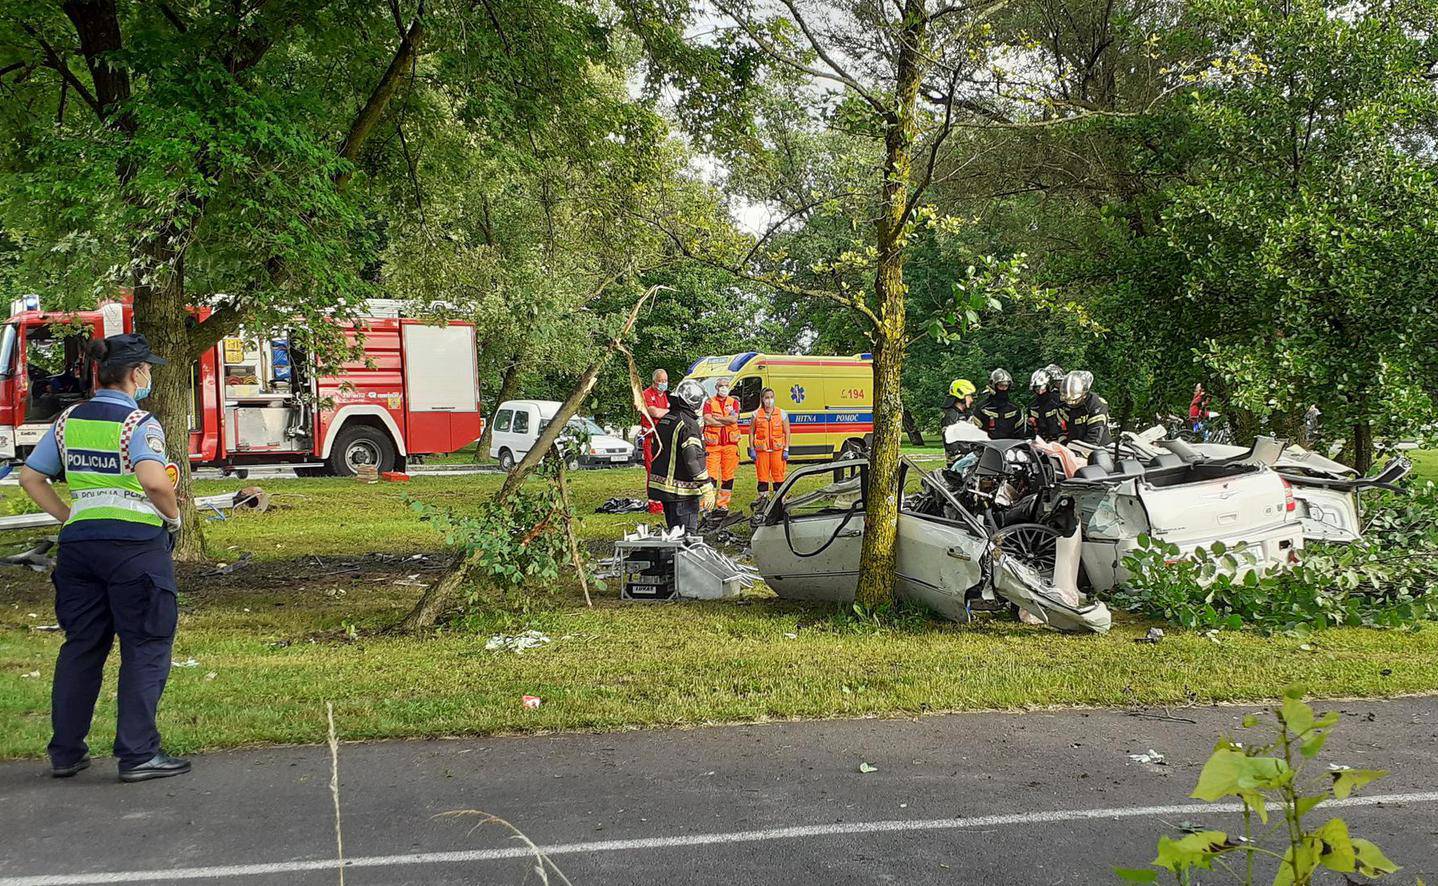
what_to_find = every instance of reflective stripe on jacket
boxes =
[752,407,788,451]
[648,411,709,498]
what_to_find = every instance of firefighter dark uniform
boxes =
[972,391,1026,439]
[1029,389,1066,441]
[1064,392,1113,446]
[647,391,710,533]
[23,335,186,781]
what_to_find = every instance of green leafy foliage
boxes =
[1113,482,1438,633]
[1119,688,1401,885]
[409,479,573,617]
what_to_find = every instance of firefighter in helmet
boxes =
[1060,370,1111,446]
[972,368,1025,439]
[941,378,978,460]
[647,378,711,533]
[1028,367,1066,441]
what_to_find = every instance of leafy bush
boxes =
[1112,483,1438,633]
[411,485,572,615]
[1116,687,1400,885]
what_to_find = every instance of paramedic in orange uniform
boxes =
[702,376,741,513]
[639,369,670,515]
[748,387,791,496]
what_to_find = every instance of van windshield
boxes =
[539,416,606,437]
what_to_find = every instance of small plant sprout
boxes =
[1115,686,1400,885]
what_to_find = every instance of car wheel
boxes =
[327,425,397,477]
[498,448,515,470]
[991,522,1061,583]
[838,439,865,460]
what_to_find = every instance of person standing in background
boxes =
[648,379,710,533]
[638,369,670,516]
[749,387,791,498]
[701,376,741,515]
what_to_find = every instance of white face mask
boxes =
[762,398,775,409]
[716,386,730,397]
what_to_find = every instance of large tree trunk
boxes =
[132,272,206,561]
[474,351,523,462]
[854,0,924,610]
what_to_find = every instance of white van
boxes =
[489,400,635,469]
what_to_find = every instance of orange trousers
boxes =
[705,445,738,509]
[755,449,787,491]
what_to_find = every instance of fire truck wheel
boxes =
[328,425,397,476]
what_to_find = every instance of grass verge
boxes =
[1,458,1435,760]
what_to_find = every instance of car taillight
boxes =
[1281,479,1296,512]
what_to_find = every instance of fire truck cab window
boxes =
[24,325,92,423]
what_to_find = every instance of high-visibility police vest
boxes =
[55,400,164,528]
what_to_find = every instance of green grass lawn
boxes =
[1,456,1435,760]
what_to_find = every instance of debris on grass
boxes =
[522,695,542,709]
[21,670,40,678]
[486,630,552,654]
[1129,749,1167,765]
[173,657,200,668]
[1135,627,1165,645]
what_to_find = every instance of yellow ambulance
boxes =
[684,352,873,462]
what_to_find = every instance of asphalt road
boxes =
[2,699,1436,886]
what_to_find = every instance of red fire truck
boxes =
[0,295,483,476]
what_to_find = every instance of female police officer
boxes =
[19,333,190,783]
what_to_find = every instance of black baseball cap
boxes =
[102,333,167,367]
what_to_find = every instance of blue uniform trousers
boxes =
[49,534,177,768]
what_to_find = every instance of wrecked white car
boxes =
[750,459,1112,633]
[1113,431,1412,545]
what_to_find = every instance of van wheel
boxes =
[498,448,515,470]
[328,426,397,476]
[838,439,865,460]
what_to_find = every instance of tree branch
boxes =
[157,1,188,32]
[712,0,890,117]
[335,3,426,187]
[20,23,103,118]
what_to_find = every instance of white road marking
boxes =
[3,791,1437,885]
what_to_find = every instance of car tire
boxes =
[498,448,515,470]
[327,425,397,477]
[838,439,865,460]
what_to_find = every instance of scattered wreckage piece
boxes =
[749,458,1112,634]
[601,525,760,601]
[0,490,261,533]
[0,539,56,572]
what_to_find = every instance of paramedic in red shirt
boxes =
[639,369,670,515]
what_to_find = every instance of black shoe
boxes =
[118,752,191,783]
[51,755,91,778]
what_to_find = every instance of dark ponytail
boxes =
[89,339,141,387]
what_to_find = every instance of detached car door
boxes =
[751,461,867,601]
